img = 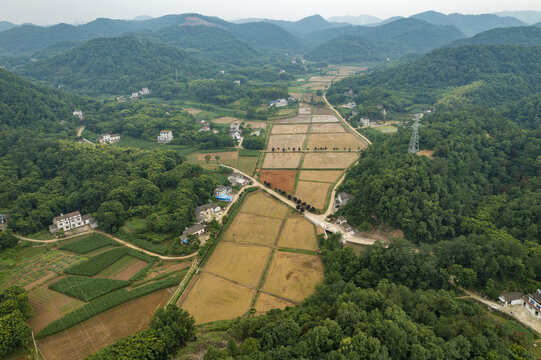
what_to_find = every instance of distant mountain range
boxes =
[449,26,541,48]
[0,21,16,31]
[494,11,541,25]
[327,15,382,26]
[232,14,346,36]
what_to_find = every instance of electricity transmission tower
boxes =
[408,114,421,154]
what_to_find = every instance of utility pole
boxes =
[408,114,420,154]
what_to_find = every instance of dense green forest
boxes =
[0,68,83,132]
[449,26,541,47]
[19,36,212,95]
[0,286,32,357]
[0,133,221,245]
[327,45,541,111]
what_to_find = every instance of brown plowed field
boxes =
[259,170,297,192]
[312,108,334,115]
[38,289,170,360]
[272,115,310,124]
[255,293,295,315]
[28,287,84,332]
[181,273,255,324]
[262,251,324,303]
[205,242,271,287]
[262,153,302,169]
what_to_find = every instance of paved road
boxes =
[324,93,372,146]
[15,230,198,261]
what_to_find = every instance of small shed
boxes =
[499,292,524,307]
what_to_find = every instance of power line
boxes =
[408,114,421,154]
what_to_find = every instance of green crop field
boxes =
[49,276,129,301]
[59,233,118,254]
[64,248,155,276]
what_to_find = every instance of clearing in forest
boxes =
[255,293,295,315]
[310,123,345,133]
[278,214,319,251]
[223,213,283,246]
[271,124,309,134]
[307,133,365,150]
[262,251,324,303]
[302,152,358,169]
[38,289,171,360]
[262,152,302,169]
[205,242,271,287]
[294,181,331,210]
[181,273,255,325]
[267,134,306,151]
[298,170,343,183]
[240,191,288,219]
[259,170,297,192]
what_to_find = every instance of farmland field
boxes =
[262,152,302,169]
[271,124,309,134]
[245,121,267,129]
[306,133,365,150]
[294,181,331,209]
[59,233,117,254]
[298,106,311,115]
[197,151,238,161]
[181,273,255,324]
[298,170,343,183]
[259,170,297,192]
[38,289,171,360]
[28,287,85,332]
[262,251,324,303]
[310,123,345,133]
[272,115,310,124]
[223,213,283,246]
[312,108,334,115]
[267,134,306,150]
[211,116,241,123]
[302,152,358,169]
[240,191,288,219]
[255,293,295,315]
[96,255,148,280]
[311,115,339,123]
[205,242,271,287]
[374,125,398,133]
[49,276,129,301]
[278,214,319,251]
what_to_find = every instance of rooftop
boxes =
[500,291,524,302]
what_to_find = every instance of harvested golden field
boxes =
[197,151,238,161]
[211,116,242,124]
[310,123,345,133]
[255,293,295,315]
[28,287,85,332]
[267,134,306,151]
[223,213,283,246]
[307,133,365,150]
[181,273,255,324]
[278,214,319,251]
[205,242,271,287]
[298,106,312,115]
[302,152,358,169]
[38,289,171,360]
[272,115,310,124]
[298,170,343,183]
[311,115,339,123]
[240,191,288,219]
[262,152,302,169]
[295,181,331,209]
[259,170,297,192]
[271,124,309,134]
[262,251,324,303]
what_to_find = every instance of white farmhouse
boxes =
[361,117,370,127]
[99,133,121,144]
[49,211,97,234]
[523,290,541,319]
[157,130,173,143]
[72,110,84,120]
[130,92,139,100]
[139,87,151,95]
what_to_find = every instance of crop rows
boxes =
[49,276,129,301]
[37,275,181,339]
[59,233,118,254]
[64,247,156,276]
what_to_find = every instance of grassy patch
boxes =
[238,149,260,157]
[25,229,54,240]
[49,276,129,301]
[59,233,118,254]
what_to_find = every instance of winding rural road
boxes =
[76,125,85,137]
[324,93,372,146]
[15,230,198,261]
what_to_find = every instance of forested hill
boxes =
[327,44,541,110]
[305,18,464,63]
[148,25,264,66]
[449,26,541,47]
[19,36,211,95]
[0,68,81,131]
[228,22,305,55]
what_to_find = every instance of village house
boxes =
[214,185,232,197]
[343,102,357,109]
[228,174,252,187]
[198,125,211,132]
[336,192,354,207]
[361,117,370,127]
[234,80,241,86]
[72,110,84,120]
[139,87,151,95]
[195,203,221,223]
[130,92,139,100]
[157,130,173,143]
[0,214,7,230]
[523,290,541,319]
[269,99,288,107]
[499,292,524,307]
[99,133,121,144]
[180,224,206,243]
[49,211,97,234]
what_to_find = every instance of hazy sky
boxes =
[1,0,541,25]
